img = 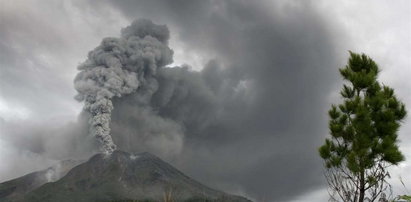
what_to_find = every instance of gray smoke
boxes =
[1,0,409,201]
[74,19,173,154]
[93,1,343,200]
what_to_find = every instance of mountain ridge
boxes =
[0,159,82,202]
[0,151,251,202]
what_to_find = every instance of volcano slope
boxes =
[1,151,250,202]
[0,159,82,202]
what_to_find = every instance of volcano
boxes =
[0,151,251,202]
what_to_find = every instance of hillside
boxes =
[0,151,250,202]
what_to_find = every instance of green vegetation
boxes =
[319,52,407,202]
[397,195,411,201]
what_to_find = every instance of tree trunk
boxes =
[359,170,365,202]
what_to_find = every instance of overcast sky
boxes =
[0,0,410,201]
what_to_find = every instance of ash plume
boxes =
[0,1,348,201]
[74,19,173,154]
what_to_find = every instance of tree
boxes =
[318,52,407,202]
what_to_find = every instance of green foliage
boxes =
[398,195,411,201]
[319,52,407,201]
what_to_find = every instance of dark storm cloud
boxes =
[0,2,104,181]
[0,5,74,116]
[0,0,346,200]
[0,112,93,158]
[2,1,410,201]
[0,1,129,181]
[0,1,125,121]
[89,0,344,201]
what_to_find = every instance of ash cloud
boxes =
[0,114,92,182]
[0,114,92,160]
[1,1,410,201]
[74,19,173,154]
[97,0,343,201]
[0,0,347,201]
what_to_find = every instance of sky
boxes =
[0,0,410,201]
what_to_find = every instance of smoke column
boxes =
[74,19,173,154]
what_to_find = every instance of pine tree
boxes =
[319,52,407,202]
